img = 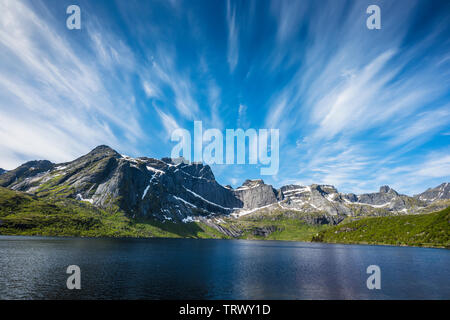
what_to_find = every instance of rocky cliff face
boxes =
[0,146,242,220]
[415,183,450,203]
[232,179,279,209]
[277,184,352,216]
[0,145,444,222]
[345,185,422,212]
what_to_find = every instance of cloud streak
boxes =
[0,0,448,195]
[226,0,239,72]
[0,0,145,168]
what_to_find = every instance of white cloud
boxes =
[154,105,180,138]
[261,0,450,193]
[369,151,450,195]
[384,106,450,146]
[150,48,200,119]
[416,154,450,178]
[226,0,239,72]
[142,81,158,98]
[0,0,143,169]
[311,50,397,138]
[270,0,307,44]
[207,79,223,129]
[237,104,247,127]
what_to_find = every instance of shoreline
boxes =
[1,233,448,250]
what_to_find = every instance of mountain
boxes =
[0,146,445,224]
[415,183,450,203]
[0,168,5,175]
[0,186,225,239]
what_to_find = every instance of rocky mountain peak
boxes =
[23,160,54,168]
[88,145,120,157]
[175,162,216,181]
[0,146,446,222]
[0,160,54,189]
[311,184,338,194]
[161,157,181,165]
[415,182,450,202]
[241,179,265,188]
[379,185,398,195]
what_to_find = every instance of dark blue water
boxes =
[0,236,448,299]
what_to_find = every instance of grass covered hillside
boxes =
[0,187,226,239]
[312,207,450,248]
[0,186,448,248]
[219,210,330,241]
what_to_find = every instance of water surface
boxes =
[0,236,448,299]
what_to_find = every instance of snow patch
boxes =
[278,202,303,212]
[183,187,231,210]
[283,187,310,195]
[76,193,94,204]
[175,168,208,180]
[182,216,198,223]
[172,195,198,208]
[231,203,275,217]
[146,166,165,174]
[357,201,391,208]
[121,155,140,164]
[142,185,150,200]
[236,184,260,191]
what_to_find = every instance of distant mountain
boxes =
[415,183,450,203]
[0,145,447,223]
[0,168,5,175]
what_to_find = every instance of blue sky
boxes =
[0,0,449,195]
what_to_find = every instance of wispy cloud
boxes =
[153,104,180,138]
[142,81,159,99]
[226,0,239,72]
[383,106,450,147]
[260,0,450,193]
[368,150,450,195]
[0,0,448,194]
[0,0,143,168]
[146,47,200,120]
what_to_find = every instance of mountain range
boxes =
[1,145,448,227]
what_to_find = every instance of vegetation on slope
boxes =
[220,210,329,241]
[0,187,227,239]
[312,206,450,248]
[0,187,448,248]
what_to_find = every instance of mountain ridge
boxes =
[0,145,448,224]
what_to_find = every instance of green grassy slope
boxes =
[220,211,329,241]
[0,187,227,239]
[1,186,448,248]
[312,207,450,248]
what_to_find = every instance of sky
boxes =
[0,0,449,195]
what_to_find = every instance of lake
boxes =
[0,236,448,299]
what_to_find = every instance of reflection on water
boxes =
[0,236,448,299]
